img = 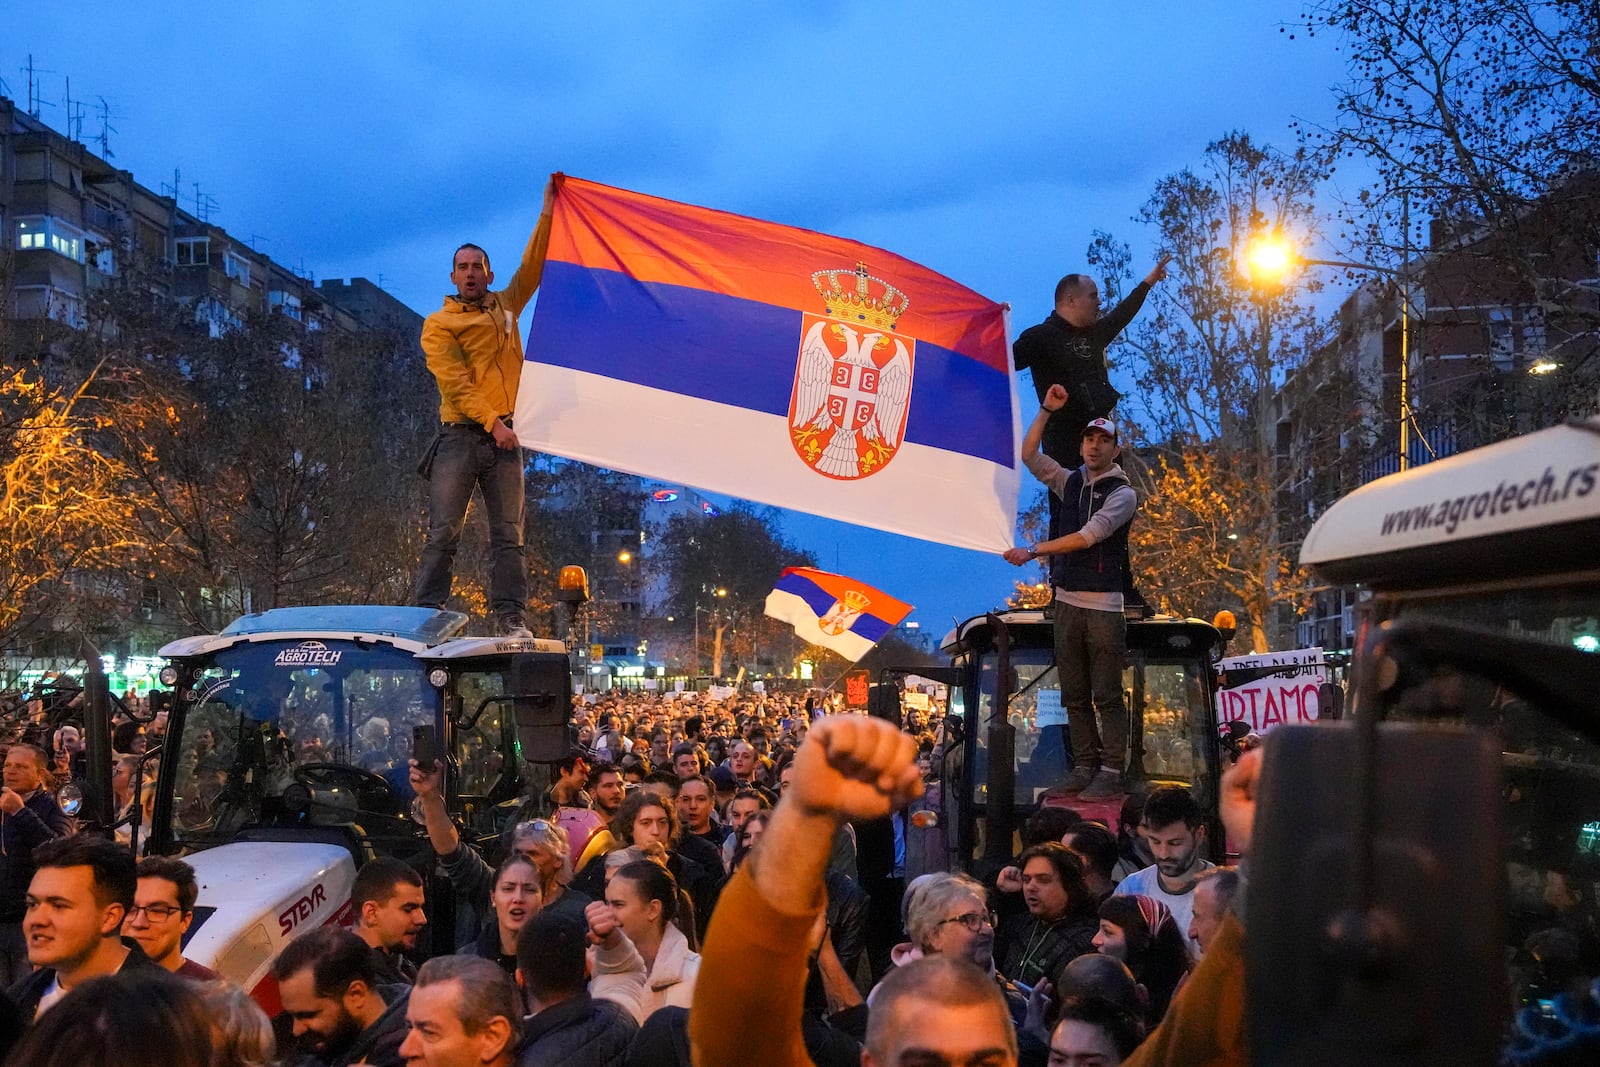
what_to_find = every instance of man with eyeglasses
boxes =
[124,856,218,981]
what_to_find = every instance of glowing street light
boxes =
[1530,360,1560,375]
[1238,233,1420,471]
[617,550,633,563]
[1245,235,1295,280]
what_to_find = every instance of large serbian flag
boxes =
[517,176,1018,552]
[764,568,913,662]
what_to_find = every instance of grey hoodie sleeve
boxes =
[1023,450,1071,497]
[1077,484,1137,546]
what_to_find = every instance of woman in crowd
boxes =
[470,855,543,974]
[510,817,592,923]
[575,790,722,943]
[197,982,277,1067]
[1093,893,1192,1024]
[729,812,770,872]
[601,859,701,1017]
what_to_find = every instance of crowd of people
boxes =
[0,676,1257,1067]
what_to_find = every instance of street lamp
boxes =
[1244,234,1424,472]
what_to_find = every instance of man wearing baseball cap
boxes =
[1003,385,1138,800]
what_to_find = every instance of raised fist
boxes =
[788,716,922,823]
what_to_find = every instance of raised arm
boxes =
[500,176,560,316]
[690,717,922,1067]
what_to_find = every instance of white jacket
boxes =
[589,922,702,1022]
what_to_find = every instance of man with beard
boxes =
[588,762,625,822]
[273,927,409,1067]
[351,858,428,986]
[995,843,1099,988]
[1112,787,1214,963]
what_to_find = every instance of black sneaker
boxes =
[499,614,533,639]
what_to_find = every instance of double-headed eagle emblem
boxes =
[788,263,915,480]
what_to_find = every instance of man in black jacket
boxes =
[9,835,162,1020]
[1012,258,1169,459]
[274,927,410,1067]
[1012,257,1169,612]
[0,743,72,986]
[515,910,636,1067]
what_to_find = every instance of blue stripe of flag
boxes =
[529,260,1014,467]
[773,572,894,642]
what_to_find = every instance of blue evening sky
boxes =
[6,2,1354,639]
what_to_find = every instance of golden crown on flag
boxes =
[839,589,871,612]
[812,262,910,331]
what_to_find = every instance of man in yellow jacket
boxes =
[413,178,556,636]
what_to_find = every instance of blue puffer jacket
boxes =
[517,991,637,1067]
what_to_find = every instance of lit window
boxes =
[17,217,46,250]
[15,217,84,261]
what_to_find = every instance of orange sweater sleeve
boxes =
[688,863,824,1067]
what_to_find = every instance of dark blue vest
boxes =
[1049,469,1132,593]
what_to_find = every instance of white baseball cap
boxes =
[1082,417,1118,443]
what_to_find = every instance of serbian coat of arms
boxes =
[788,263,915,479]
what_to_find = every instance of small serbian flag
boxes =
[764,567,913,662]
[517,176,1018,552]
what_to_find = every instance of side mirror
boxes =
[1318,682,1345,720]
[509,653,573,764]
[58,782,83,817]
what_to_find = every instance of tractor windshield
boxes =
[166,639,435,848]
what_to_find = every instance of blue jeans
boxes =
[412,423,527,617]
[1054,600,1128,772]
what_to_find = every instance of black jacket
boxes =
[1012,283,1150,462]
[0,792,72,922]
[518,991,637,1067]
[8,938,162,1021]
[335,983,411,1067]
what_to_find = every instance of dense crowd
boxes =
[0,681,1264,1067]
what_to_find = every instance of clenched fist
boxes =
[788,716,923,823]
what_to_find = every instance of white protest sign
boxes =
[1215,647,1327,732]
[1034,688,1066,727]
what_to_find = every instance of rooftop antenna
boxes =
[160,169,181,201]
[63,76,87,142]
[24,54,56,118]
[94,96,117,159]
[191,182,218,223]
[249,234,270,253]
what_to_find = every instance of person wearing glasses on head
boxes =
[124,857,218,981]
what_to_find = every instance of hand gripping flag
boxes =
[764,568,913,662]
[517,176,1019,552]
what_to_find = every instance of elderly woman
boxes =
[505,817,591,923]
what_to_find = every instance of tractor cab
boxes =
[121,602,579,1005]
[938,610,1232,878]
